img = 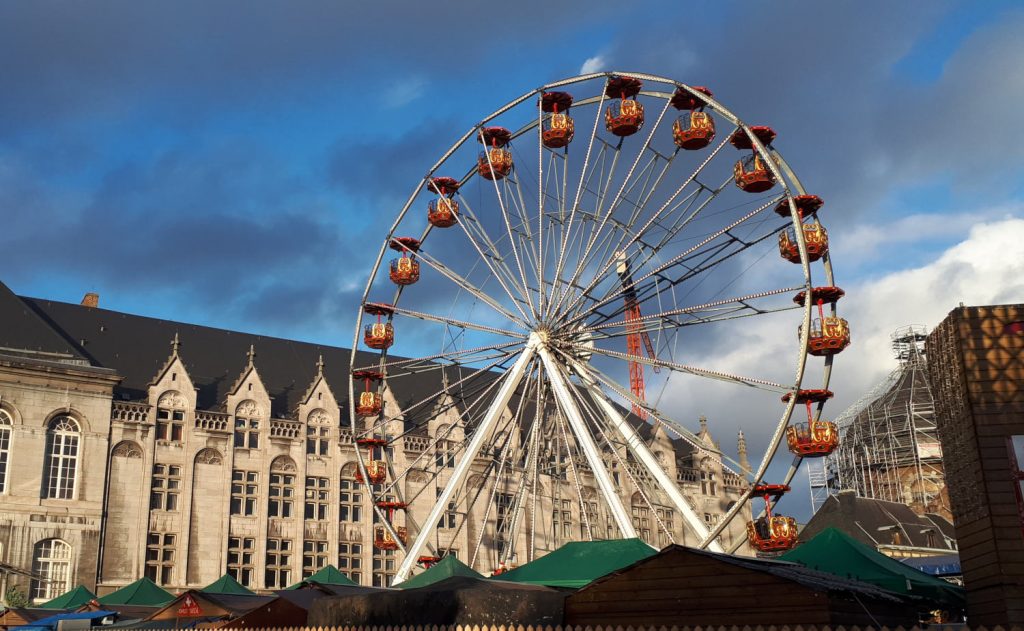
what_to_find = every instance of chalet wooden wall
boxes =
[928,304,1024,626]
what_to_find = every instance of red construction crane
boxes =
[617,253,659,420]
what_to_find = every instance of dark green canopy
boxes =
[40,585,96,609]
[495,538,657,588]
[398,555,483,589]
[202,573,256,595]
[285,565,358,589]
[780,527,965,609]
[97,577,174,606]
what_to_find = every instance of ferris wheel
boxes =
[347,72,849,584]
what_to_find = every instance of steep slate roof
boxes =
[6,286,703,462]
[39,585,97,609]
[800,490,957,551]
[202,573,256,595]
[97,577,174,606]
[0,282,85,361]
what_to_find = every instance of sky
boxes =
[3,0,1024,520]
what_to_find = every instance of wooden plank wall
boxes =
[927,305,1024,625]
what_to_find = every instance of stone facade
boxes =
[0,294,749,602]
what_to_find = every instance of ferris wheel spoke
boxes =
[353,340,523,376]
[557,135,738,324]
[560,195,782,331]
[479,130,538,319]
[455,193,538,312]
[574,342,789,392]
[552,97,674,319]
[410,245,531,326]
[546,84,610,322]
[389,304,528,339]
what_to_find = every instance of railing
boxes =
[195,410,230,432]
[270,418,302,439]
[403,435,429,453]
[111,401,151,423]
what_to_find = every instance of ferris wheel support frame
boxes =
[392,337,539,584]
[567,356,724,552]
[537,341,639,539]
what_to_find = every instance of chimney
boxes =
[81,292,100,308]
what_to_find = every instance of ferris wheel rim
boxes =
[347,71,838,580]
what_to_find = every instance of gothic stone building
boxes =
[0,282,750,602]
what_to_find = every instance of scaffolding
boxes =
[810,326,950,519]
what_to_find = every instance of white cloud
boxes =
[580,55,605,75]
[651,215,1024,506]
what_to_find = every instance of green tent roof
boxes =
[397,555,484,589]
[40,585,97,609]
[202,573,256,595]
[780,527,965,608]
[285,565,358,589]
[97,577,175,606]
[495,538,657,588]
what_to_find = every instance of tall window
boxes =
[303,540,329,576]
[306,410,330,457]
[631,503,652,543]
[372,548,395,587]
[155,393,185,443]
[0,410,11,493]
[339,469,362,522]
[227,537,255,586]
[553,499,572,542]
[234,402,260,449]
[268,471,295,518]
[435,425,456,468]
[656,507,675,547]
[305,476,330,521]
[495,492,513,550]
[700,459,717,496]
[30,539,71,602]
[231,470,259,516]
[150,464,181,511]
[437,488,456,529]
[265,539,292,588]
[338,542,362,584]
[581,500,600,539]
[145,533,175,585]
[44,416,79,499]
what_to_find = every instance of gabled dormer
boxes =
[225,345,271,450]
[297,355,338,413]
[147,333,198,411]
[297,356,340,460]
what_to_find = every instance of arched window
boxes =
[44,416,80,499]
[306,410,331,457]
[156,392,186,443]
[30,539,71,601]
[0,410,12,493]
[234,401,260,450]
[339,463,362,523]
[268,457,296,518]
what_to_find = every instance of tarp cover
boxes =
[13,609,117,630]
[97,577,174,606]
[309,576,566,627]
[780,527,965,608]
[202,573,256,595]
[496,538,657,588]
[40,585,96,609]
[285,565,357,589]
[900,553,961,577]
[398,555,483,589]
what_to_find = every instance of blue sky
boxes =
[4,0,1024,519]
